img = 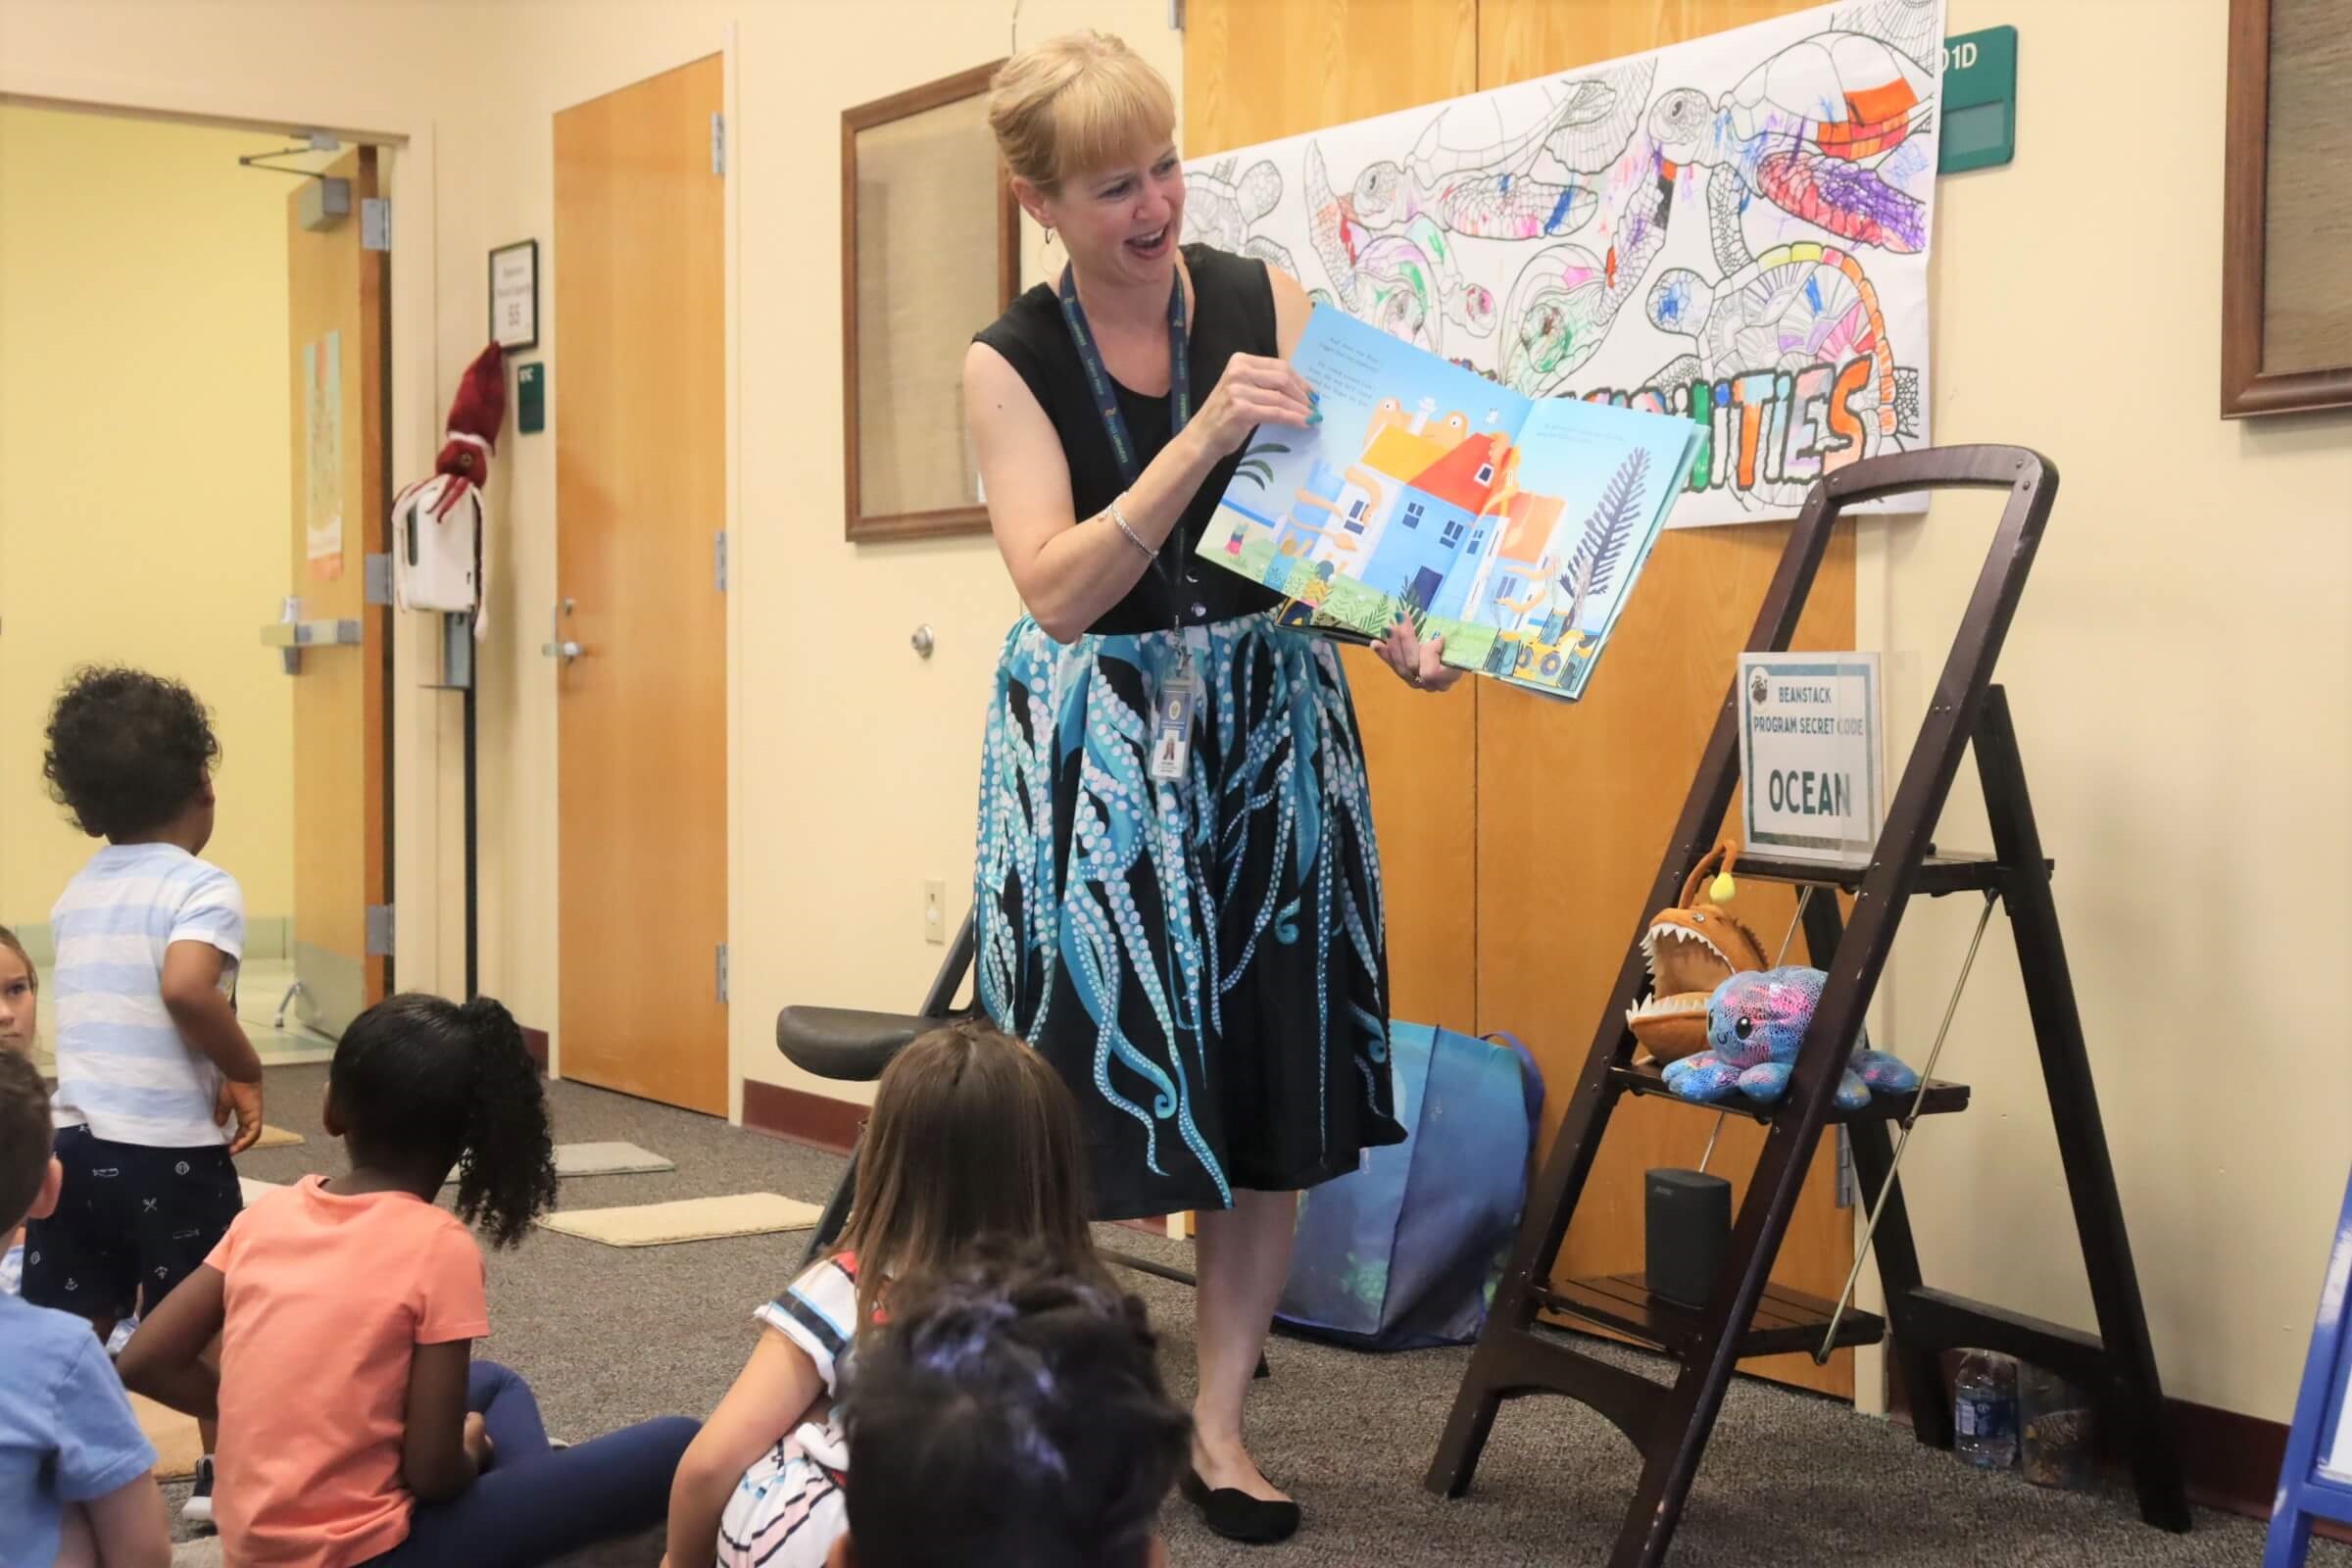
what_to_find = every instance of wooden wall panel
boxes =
[1185,0,1481,1033]
[1187,0,1864,1397]
[1474,0,1860,1397]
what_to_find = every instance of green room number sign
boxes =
[1938,25,2018,173]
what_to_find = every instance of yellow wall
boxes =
[4,0,2346,1430]
[1859,0,2352,1422]
[0,103,295,937]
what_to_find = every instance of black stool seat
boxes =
[775,1005,930,1083]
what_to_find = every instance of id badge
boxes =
[1150,661,1202,782]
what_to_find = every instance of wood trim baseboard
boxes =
[741,1078,863,1152]
[1886,1351,2340,1537]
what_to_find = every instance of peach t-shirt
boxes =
[206,1175,490,1568]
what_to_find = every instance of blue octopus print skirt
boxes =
[974,613,1406,1222]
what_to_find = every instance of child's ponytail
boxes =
[450,995,558,1250]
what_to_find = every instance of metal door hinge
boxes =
[713,530,729,592]
[715,943,730,1004]
[361,197,392,252]
[366,904,396,957]
[1167,0,1185,29]
[1835,1127,1855,1208]
[363,553,393,607]
[710,113,726,176]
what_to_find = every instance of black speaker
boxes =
[1645,1167,1732,1309]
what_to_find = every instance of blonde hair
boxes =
[988,30,1176,191]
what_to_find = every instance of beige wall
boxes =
[4,0,2345,1429]
[0,103,295,935]
[452,0,1181,1123]
[1862,0,2352,1422]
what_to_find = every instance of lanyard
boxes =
[1058,266,1202,786]
[1056,265,1190,488]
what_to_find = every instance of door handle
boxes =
[541,598,582,663]
[264,597,362,674]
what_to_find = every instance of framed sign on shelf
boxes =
[842,60,1017,542]
[490,239,539,352]
[2221,0,2352,416]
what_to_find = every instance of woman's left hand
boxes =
[1373,612,1465,693]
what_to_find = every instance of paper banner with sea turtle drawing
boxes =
[1181,0,1944,528]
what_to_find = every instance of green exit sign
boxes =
[1939,25,2018,172]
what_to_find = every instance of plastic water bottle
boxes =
[1952,1349,2018,1470]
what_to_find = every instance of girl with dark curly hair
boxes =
[119,993,700,1567]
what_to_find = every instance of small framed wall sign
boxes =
[489,240,539,351]
[1738,653,1886,866]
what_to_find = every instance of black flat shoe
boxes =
[1179,1468,1301,1544]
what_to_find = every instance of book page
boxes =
[1199,307,1532,660]
[1508,396,1698,699]
[1200,306,1695,701]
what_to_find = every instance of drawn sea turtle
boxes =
[1494,82,1696,395]
[1832,0,1942,69]
[1182,156,1300,276]
[1348,80,1606,241]
[1304,141,1495,355]
[1648,31,1935,255]
[1643,241,1917,508]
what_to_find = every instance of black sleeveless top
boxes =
[974,244,1285,635]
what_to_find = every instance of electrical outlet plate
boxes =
[922,879,947,945]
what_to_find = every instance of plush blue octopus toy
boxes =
[1660,965,1920,1111]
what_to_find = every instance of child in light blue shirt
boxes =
[0,1048,170,1566]
[26,668,266,1527]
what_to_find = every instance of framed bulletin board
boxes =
[2221,0,2352,416]
[843,61,1018,541]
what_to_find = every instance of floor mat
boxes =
[537,1192,820,1248]
[440,1142,677,1186]
[553,1141,675,1177]
[249,1124,305,1151]
[133,1392,203,1480]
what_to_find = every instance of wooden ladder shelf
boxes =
[1423,446,2191,1566]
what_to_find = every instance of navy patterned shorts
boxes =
[23,1125,242,1321]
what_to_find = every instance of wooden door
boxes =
[553,57,728,1115]
[1184,0,1482,1033]
[285,147,390,1037]
[1476,0,1858,1398]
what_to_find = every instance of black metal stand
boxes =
[464,648,478,1002]
[1423,446,2189,1566]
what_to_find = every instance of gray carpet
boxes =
[181,1066,2329,1566]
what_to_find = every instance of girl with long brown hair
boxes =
[662,1020,1103,1568]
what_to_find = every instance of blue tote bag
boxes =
[1275,1025,1544,1350]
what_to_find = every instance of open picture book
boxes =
[1198,306,1701,701]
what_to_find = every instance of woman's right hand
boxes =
[1191,352,1315,457]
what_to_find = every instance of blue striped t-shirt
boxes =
[50,844,244,1148]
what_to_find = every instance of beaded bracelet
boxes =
[1105,495,1156,561]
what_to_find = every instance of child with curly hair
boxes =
[120,992,700,1566]
[26,666,264,1520]
[828,1240,1192,1568]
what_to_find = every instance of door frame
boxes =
[0,69,451,1000]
